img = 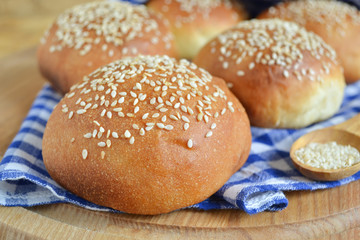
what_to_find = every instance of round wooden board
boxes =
[0,48,359,240]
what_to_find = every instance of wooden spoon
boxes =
[290,114,360,181]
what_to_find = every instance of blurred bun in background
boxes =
[258,0,360,83]
[148,0,248,60]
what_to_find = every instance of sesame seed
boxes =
[165,125,174,130]
[129,136,135,144]
[211,123,217,129]
[124,130,131,138]
[145,125,153,131]
[283,70,289,78]
[82,149,88,159]
[237,70,245,76]
[169,114,179,120]
[152,113,160,118]
[84,133,92,138]
[92,129,97,138]
[181,116,190,123]
[249,62,255,70]
[180,106,187,113]
[204,115,209,123]
[156,123,165,129]
[142,113,149,119]
[184,123,189,130]
[67,92,75,98]
[68,111,74,119]
[97,131,103,138]
[187,107,194,115]
[197,112,204,121]
[98,142,106,147]
[112,132,119,138]
[139,128,145,136]
[84,103,92,110]
[139,94,147,101]
[206,131,213,138]
[101,151,105,159]
[134,106,140,113]
[130,91,137,98]
[150,97,156,105]
[187,139,193,148]
[228,105,235,113]
[107,111,112,119]
[71,138,75,143]
[106,139,111,147]
[77,109,86,114]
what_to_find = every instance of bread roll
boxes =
[258,0,360,83]
[193,19,345,128]
[37,1,178,94]
[147,0,248,60]
[42,55,251,215]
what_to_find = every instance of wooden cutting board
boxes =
[0,48,359,240]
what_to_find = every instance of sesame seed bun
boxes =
[147,0,248,60]
[42,55,251,215]
[37,1,178,94]
[193,19,346,128]
[258,0,360,83]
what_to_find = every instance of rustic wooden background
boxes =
[0,0,93,58]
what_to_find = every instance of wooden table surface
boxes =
[0,1,359,239]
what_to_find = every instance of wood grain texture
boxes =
[0,48,359,240]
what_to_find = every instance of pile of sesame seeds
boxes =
[61,55,236,160]
[159,0,236,27]
[295,141,360,170]
[266,0,360,37]
[209,19,338,82]
[41,1,173,56]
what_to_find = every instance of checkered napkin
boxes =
[1,82,360,215]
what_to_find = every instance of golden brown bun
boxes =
[258,0,360,83]
[147,0,248,60]
[193,19,345,129]
[42,55,251,215]
[37,1,178,94]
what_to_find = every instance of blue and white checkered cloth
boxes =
[1,81,360,214]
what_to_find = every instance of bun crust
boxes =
[42,55,251,215]
[37,1,178,94]
[258,0,360,83]
[147,0,248,60]
[193,19,345,128]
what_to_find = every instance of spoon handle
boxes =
[332,113,360,135]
